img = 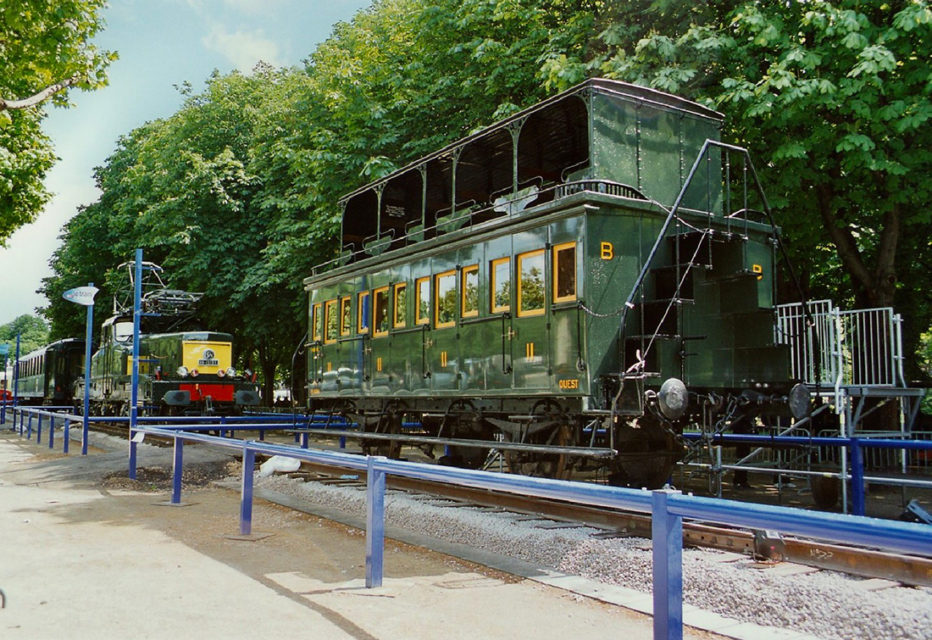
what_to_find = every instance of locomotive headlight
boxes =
[658,377,688,420]
[226,367,236,378]
[217,368,226,378]
[788,383,811,420]
[177,366,189,378]
[190,368,199,378]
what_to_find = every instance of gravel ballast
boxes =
[257,473,932,640]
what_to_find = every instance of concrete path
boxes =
[0,430,721,639]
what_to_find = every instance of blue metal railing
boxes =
[682,432,932,515]
[4,407,932,639]
[135,424,930,640]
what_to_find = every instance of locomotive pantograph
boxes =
[303,78,809,487]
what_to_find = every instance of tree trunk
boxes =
[257,343,277,407]
[814,181,900,309]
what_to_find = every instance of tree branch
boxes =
[0,74,82,111]
[815,182,875,298]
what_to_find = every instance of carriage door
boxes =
[430,268,459,392]
[513,232,551,391]
[487,244,515,389]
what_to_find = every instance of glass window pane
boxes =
[312,303,322,341]
[340,297,352,335]
[518,250,545,315]
[416,277,430,324]
[462,266,479,317]
[394,284,407,328]
[374,287,390,335]
[554,243,576,302]
[325,300,338,342]
[358,292,370,333]
[491,258,510,312]
[435,271,456,327]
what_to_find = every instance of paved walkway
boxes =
[0,429,721,639]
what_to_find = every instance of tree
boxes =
[544,0,932,376]
[0,314,49,357]
[0,0,114,245]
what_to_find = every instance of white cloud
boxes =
[202,25,283,72]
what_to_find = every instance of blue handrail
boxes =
[137,425,929,640]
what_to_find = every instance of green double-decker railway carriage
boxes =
[304,79,795,484]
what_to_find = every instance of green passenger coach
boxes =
[303,78,807,486]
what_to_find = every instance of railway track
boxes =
[81,419,932,587]
[281,459,932,588]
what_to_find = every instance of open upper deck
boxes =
[335,78,724,266]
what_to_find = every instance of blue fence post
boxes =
[240,447,256,535]
[652,489,683,640]
[63,419,70,455]
[366,456,386,588]
[850,438,865,516]
[171,438,184,504]
[37,414,43,443]
[48,415,55,449]
[129,425,138,480]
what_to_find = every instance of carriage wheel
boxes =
[439,399,491,469]
[504,401,574,479]
[360,402,403,459]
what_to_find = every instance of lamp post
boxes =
[63,283,98,455]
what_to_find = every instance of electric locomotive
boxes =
[303,78,808,486]
[82,264,260,415]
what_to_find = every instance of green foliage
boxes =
[0,0,114,245]
[0,314,49,357]
[40,0,932,392]
[570,0,932,377]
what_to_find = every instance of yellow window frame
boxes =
[339,296,352,336]
[490,257,510,313]
[461,264,479,318]
[552,241,577,304]
[311,302,322,341]
[434,270,456,329]
[393,283,407,329]
[324,299,338,344]
[517,249,546,318]
[357,291,370,334]
[415,276,430,325]
[373,286,390,337]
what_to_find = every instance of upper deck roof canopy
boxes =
[339,78,724,259]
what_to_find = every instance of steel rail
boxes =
[287,458,932,587]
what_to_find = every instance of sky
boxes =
[0,0,372,327]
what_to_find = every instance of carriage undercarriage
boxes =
[305,384,799,488]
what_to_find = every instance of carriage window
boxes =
[435,270,456,328]
[393,283,407,328]
[339,296,352,336]
[357,291,370,333]
[373,286,390,336]
[461,265,479,318]
[324,299,338,343]
[553,242,577,303]
[490,257,510,313]
[415,277,430,325]
[517,249,546,316]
